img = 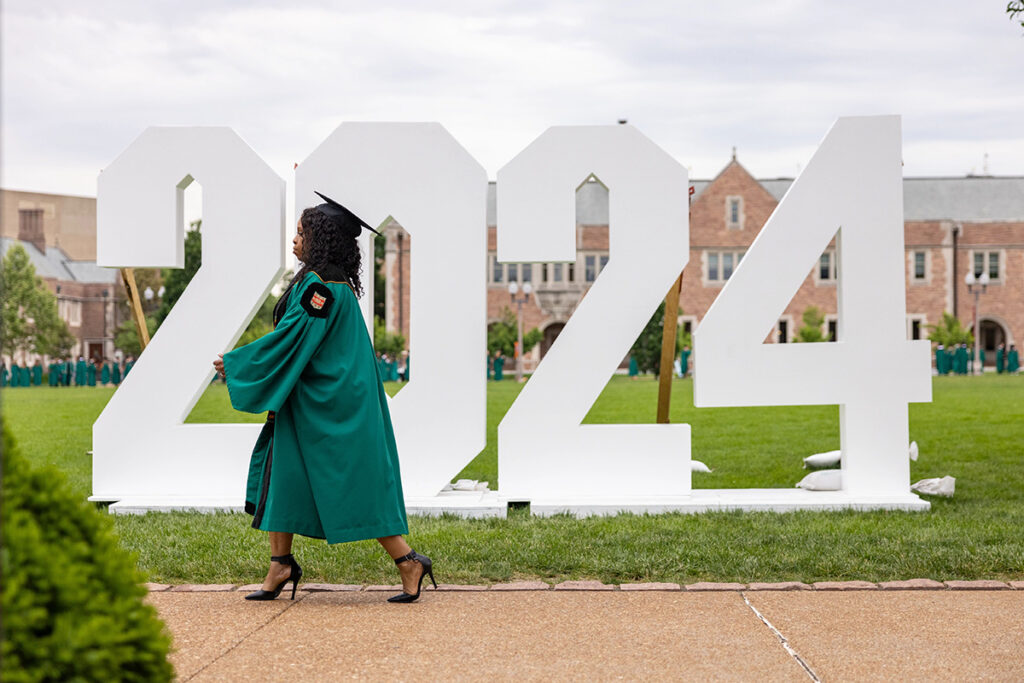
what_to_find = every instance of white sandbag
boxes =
[451,479,480,491]
[911,475,955,497]
[803,450,841,469]
[691,460,712,473]
[909,441,919,462]
[474,481,490,491]
[795,469,842,491]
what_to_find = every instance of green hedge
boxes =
[1,428,173,682]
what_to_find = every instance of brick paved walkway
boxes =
[147,583,1024,680]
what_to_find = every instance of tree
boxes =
[1,244,75,359]
[487,308,542,358]
[794,306,830,343]
[927,312,973,347]
[374,316,406,357]
[114,316,158,357]
[374,233,386,322]
[156,220,202,325]
[630,302,667,375]
[1009,1,1024,30]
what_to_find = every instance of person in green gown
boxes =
[48,361,58,387]
[979,347,986,371]
[75,356,87,386]
[215,192,433,604]
[628,355,638,378]
[996,344,1005,374]
[123,356,134,379]
[100,359,111,385]
[112,359,122,385]
[1009,344,1020,374]
[10,362,20,387]
[493,350,505,381]
[954,344,967,375]
[87,360,97,386]
[679,345,692,379]
[934,345,945,375]
[31,362,42,386]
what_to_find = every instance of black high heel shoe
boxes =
[387,550,437,603]
[245,553,302,601]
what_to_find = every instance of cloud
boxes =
[2,0,1022,203]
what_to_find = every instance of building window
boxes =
[542,263,549,283]
[567,263,575,282]
[818,251,837,281]
[913,251,926,280]
[777,319,789,343]
[585,255,596,283]
[599,254,609,272]
[706,251,745,283]
[725,196,743,229]
[492,255,503,283]
[908,317,925,340]
[508,263,518,283]
[827,318,838,342]
[553,263,563,282]
[972,250,1002,281]
[522,264,532,283]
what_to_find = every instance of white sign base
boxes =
[100,489,929,517]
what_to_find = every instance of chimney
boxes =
[18,208,47,254]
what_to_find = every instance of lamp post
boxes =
[965,269,989,375]
[508,280,532,383]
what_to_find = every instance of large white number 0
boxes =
[694,116,931,497]
[94,128,286,504]
[496,125,691,507]
[295,123,488,498]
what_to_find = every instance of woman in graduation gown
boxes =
[214,192,434,604]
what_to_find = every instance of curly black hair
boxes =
[297,206,365,298]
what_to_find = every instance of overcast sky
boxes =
[4,0,1023,214]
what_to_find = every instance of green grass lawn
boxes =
[3,373,1023,585]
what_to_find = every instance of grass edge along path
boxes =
[3,374,1023,585]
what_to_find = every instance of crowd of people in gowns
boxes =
[1,355,136,388]
[376,351,409,383]
[934,342,1019,375]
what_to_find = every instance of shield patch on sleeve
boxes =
[301,282,334,318]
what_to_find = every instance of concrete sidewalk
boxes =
[147,586,1024,681]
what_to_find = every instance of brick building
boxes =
[382,158,1024,371]
[1,189,124,365]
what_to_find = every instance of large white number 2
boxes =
[694,116,931,496]
[94,128,286,503]
[496,125,691,504]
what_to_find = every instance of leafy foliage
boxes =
[794,306,830,342]
[0,427,173,682]
[487,307,542,358]
[156,220,202,325]
[374,233,386,321]
[1009,1,1024,29]
[630,302,667,375]
[114,316,158,358]
[1,243,75,358]
[927,311,974,347]
[374,316,406,357]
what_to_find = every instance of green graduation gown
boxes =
[10,364,20,387]
[679,349,691,378]
[112,363,122,385]
[101,363,110,385]
[123,360,133,378]
[20,366,31,386]
[996,348,1005,374]
[628,356,638,377]
[223,270,408,544]
[87,364,97,386]
[48,363,58,386]
[75,360,87,385]
[1009,349,1020,373]
[954,346,967,375]
[32,365,42,386]
[493,356,505,381]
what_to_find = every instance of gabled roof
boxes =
[0,237,117,284]
[485,174,1024,227]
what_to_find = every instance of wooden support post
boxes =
[656,271,683,423]
[119,268,151,351]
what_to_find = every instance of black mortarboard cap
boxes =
[313,191,382,237]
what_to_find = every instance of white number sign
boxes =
[496,126,691,502]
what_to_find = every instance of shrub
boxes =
[1,428,173,682]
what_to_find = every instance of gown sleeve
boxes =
[222,274,336,414]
